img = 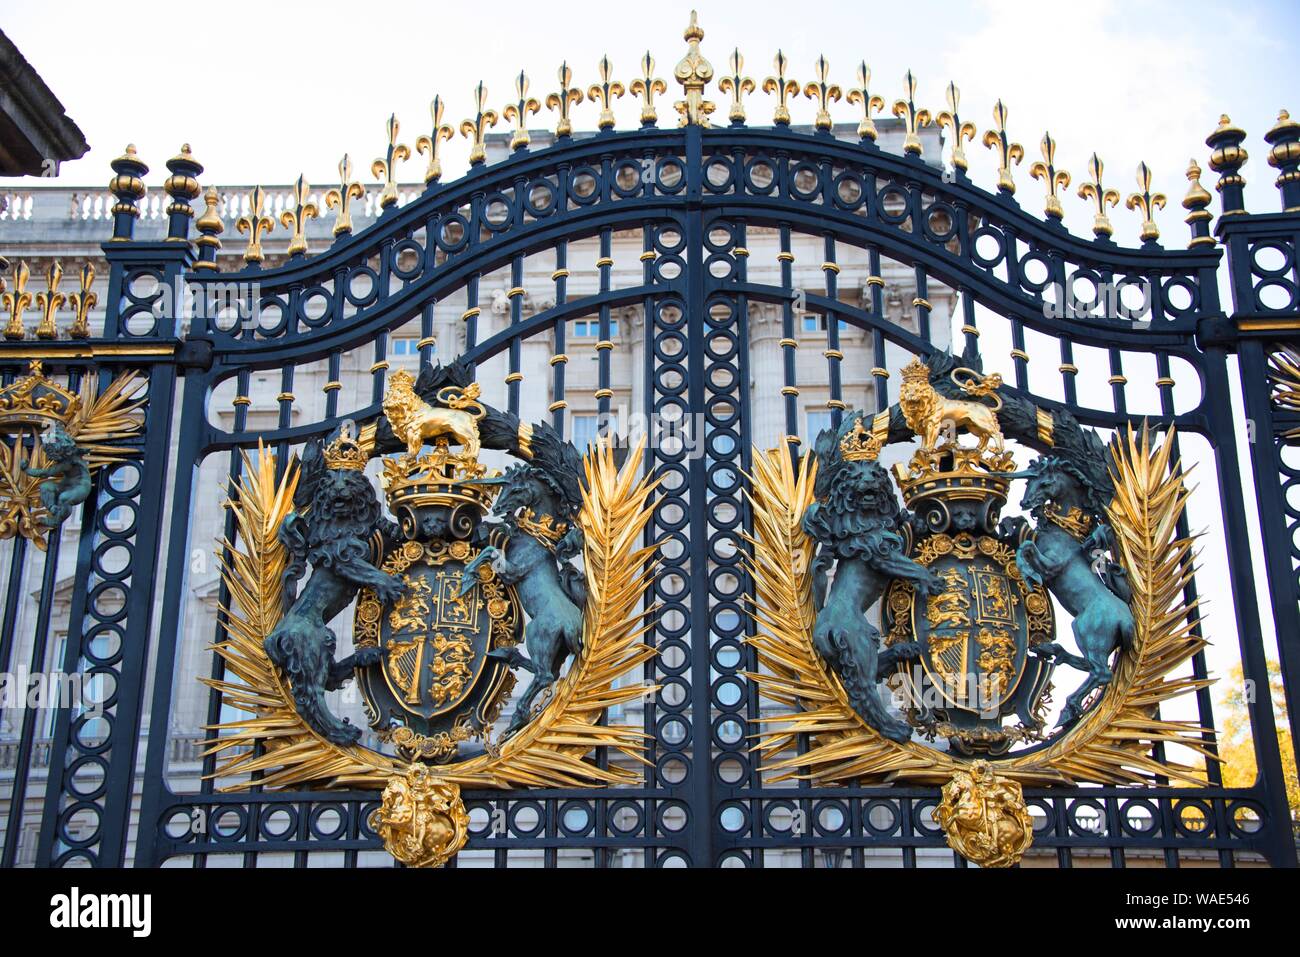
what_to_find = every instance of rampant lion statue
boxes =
[803,412,943,742]
[382,367,482,460]
[898,357,1005,453]
[264,427,404,745]
[22,423,92,528]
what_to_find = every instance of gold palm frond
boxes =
[0,429,48,548]
[67,369,146,467]
[205,437,658,792]
[743,424,1214,787]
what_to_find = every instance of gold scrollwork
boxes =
[369,764,469,868]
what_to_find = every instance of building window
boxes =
[806,409,835,440]
[570,413,600,451]
[390,337,427,357]
[802,315,848,334]
[572,318,618,337]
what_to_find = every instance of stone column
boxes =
[748,303,784,451]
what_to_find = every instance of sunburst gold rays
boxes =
[742,425,1215,788]
[66,370,146,467]
[204,438,659,792]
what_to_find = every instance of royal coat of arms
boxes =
[746,351,1211,868]
[209,359,658,868]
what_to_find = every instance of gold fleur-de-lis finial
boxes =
[673,10,715,127]
[1126,161,1167,243]
[630,52,667,127]
[892,70,932,157]
[325,154,366,236]
[2,259,30,340]
[460,83,499,166]
[68,263,96,339]
[235,185,275,264]
[588,55,625,131]
[373,113,411,206]
[846,62,885,142]
[982,99,1024,194]
[504,72,541,150]
[546,61,584,138]
[2,259,32,340]
[1077,153,1120,238]
[415,97,454,183]
[936,82,976,171]
[34,261,64,339]
[803,55,841,132]
[1029,132,1071,220]
[718,48,755,125]
[763,50,800,125]
[279,175,319,257]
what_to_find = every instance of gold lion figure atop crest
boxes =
[935,760,1034,867]
[382,368,483,460]
[369,763,469,868]
[899,358,1005,453]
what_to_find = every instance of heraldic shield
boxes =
[355,537,521,761]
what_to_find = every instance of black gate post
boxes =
[32,146,199,866]
[1214,114,1300,848]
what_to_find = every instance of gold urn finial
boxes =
[1182,158,1215,248]
[1126,161,1167,243]
[194,186,225,271]
[587,55,625,131]
[373,113,411,205]
[803,55,841,132]
[630,51,667,127]
[34,261,65,339]
[546,61,584,138]
[504,71,541,150]
[718,48,755,125]
[235,186,275,264]
[415,97,455,183]
[460,83,499,165]
[763,50,799,126]
[325,154,365,236]
[2,259,32,340]
[68,263,97,338]
[846,62,885,142]
[1078,152,1120,238]
[982,99,1024,194]
[279,175,318,257]
[1029,132,1071,220]
[673,10,715,127]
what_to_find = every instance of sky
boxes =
[4,0,1296,240]
[2,0,1296,730]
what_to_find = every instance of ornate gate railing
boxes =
[1,14,1297,868]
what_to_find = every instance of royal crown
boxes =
[0,361,80,431]
[323,422,368,471]
[839,416,885,461]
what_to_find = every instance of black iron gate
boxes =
[2,22,1298,868]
